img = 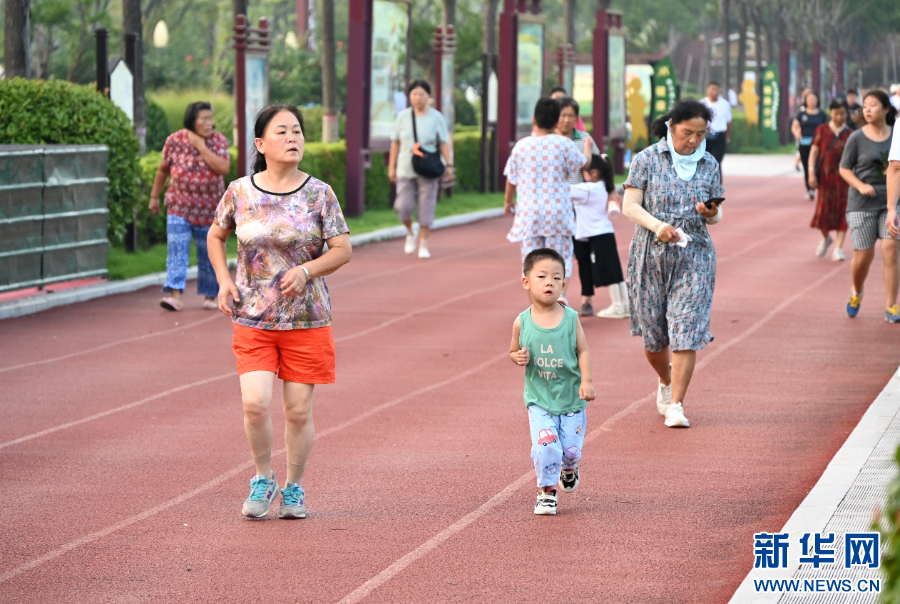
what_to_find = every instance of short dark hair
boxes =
[251,103,306,174]
[407,79,431,96]
[534,97,561,130]
[587,153,615,193]
[183,101,212,132]
[707,81,721,88]
[829,98,848,112]
[550,85,568,95]
[650,98,713,139]
[846,89,858,96]
[557,95,580,116]
[805,91,820,108]
[523,248,566,276]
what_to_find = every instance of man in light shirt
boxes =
[701,81,732,178]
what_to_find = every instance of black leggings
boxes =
[574,238,594,296]
[799,145,812,192]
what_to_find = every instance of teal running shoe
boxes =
[242,472,278,518]
[279,482,307,519]
[887,305,900,323]
[847,293,863,318]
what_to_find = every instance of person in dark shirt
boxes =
[846,90,865,130]
[792,92,828,200]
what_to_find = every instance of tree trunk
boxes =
[319,0,338,142]
[123,0,146,155]
[720,0,730,91]
[4,0,31,78]
[737,2,748,91]
[483,0,499,55]
[442,0,456,29]
[563,0,576,49]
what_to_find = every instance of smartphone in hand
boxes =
[704,197,725,209]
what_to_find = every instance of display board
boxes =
[572,64,594,118]
[244,53,269,175]
[608,35,626,138]
[626,64,653,150]
[516,17,544,131]
[789,52,798,117]
[370,0,410,142]
[761,64,780,148]
[440,52,454,127]
[650,56,678,126]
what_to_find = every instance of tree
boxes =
[123,0,147,154]
[319,0,338,142]
[4,0,32,78]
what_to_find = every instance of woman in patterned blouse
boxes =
[208,103,352,519]
[622,99,724,429]
[149,101,231,312]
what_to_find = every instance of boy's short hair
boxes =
[534,97,561,130]
[523,248,566,276]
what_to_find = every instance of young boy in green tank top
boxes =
[509,248,596,515]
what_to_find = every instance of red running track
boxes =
[1,175,899,603]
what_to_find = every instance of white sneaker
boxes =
[815,235,833,258]
[832,248,845,261]
[533,489,558,515]
[664,402,690,428]
[403,232,416,254]
[417,246,431,259]
[656,381,672,415]
[597,303,629,319]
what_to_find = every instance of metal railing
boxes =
[0,145,110,293]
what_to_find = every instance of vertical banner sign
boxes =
[244,54,269,174]
[761,64,780,148]
[573,64,594,117]
[608,35,626,138]
[819,54,828,103]
[789,52,798,117]
[441,52,454,127]
[650,56,678,126]
[516,17,544,132]
[370,0,410,142]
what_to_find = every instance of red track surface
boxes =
[2,175,899,603]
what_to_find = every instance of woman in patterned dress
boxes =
[622,99,724,429]
[149,101,231,311]
[807,99,852,261]
[207,103,352,519]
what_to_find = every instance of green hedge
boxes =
[728,113,763,152]
[0,78,141,244]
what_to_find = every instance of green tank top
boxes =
[519,305,585,415]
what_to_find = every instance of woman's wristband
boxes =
[300,265,311,281]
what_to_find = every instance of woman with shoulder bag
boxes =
[388,80,453,258]
[808,99,852,261]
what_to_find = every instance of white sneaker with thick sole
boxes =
[418,246,431,259]
[534,489,558,515]
[664,402,690,428]
[815,235,833,258]
[404,232,417,254]
[656,381,672,415]
[832,248,845,261]
[597,303,628,319]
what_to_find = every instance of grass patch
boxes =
[108,192,505,280]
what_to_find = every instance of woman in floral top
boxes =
[208,103,352,520]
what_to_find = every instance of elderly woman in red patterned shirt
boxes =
[149,101,231,311]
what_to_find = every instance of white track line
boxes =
[0,315,222,374]
[0,353,507,586]
[0,280,509,450]
[335,263,847,604]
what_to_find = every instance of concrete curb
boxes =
[727,366,900,603]
[0,206,506,321]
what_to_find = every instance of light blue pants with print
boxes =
[163,214,218,299]
[527,405,587,488]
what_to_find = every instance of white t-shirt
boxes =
[571,182,614,240]
[703,97,732,134]
[888,123,900,163]
[892,95,900,111]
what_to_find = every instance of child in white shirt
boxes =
[571,154,629,319]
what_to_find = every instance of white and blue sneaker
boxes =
[242,472,279,518]
[279,482,307,519]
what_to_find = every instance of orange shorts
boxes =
[232,324,336,384]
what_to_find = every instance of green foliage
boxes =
[728,113,763,153]
[453,132,482,192]
[455,90,477,127]
[145,98,171,152]
[0,78,141,243]
[875,445,900,603]
[296,106,347,143]
[30,0,115,82]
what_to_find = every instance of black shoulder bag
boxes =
[410,111,445,179]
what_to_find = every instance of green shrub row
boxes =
[728,113,763,152]
[0,78,141,244]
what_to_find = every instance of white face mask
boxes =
[666,120,707,181]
